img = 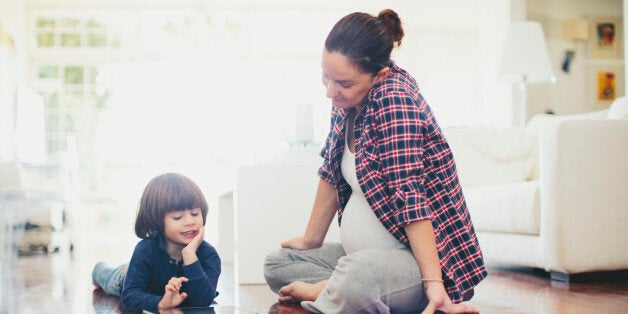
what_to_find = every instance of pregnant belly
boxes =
[340,195,405,254]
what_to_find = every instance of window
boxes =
[30,9,136,190]
[35,15,122,49]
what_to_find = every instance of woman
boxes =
[264,9,486,314]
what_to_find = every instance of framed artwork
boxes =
[589,16,623,59]
[588,64,625,108]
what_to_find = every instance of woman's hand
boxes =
[158,277,189,309]
[281,235,321,250]
[421,282,479,314]
[182,226,205,265]
[403,221,479,313]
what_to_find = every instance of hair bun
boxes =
[377,9,404,47]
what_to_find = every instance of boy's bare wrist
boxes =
[157,299,167,309]
[182,252,198,265]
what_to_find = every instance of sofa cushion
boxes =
[444,127,530,187]
[464,180,540,235]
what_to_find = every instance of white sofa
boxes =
[445,98,628,281]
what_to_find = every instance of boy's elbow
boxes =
[120,291,140,312]
[120,290,129,307]
[120,296,133,311]
[203,291,217,306]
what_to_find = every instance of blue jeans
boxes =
[92,262,128,297]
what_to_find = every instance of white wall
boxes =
[0,1,26,161]
[0,0,27,85]
[394,0,515,127]
[4,0,515,130]
[6,0,623,131]
[527,0,623,116]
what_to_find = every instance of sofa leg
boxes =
[550,271,570,282]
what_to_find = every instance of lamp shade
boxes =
[498,22,555,84]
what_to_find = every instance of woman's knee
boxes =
[264,247,287,266]
[263,248,292,292]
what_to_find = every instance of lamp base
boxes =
[517,81,528,128]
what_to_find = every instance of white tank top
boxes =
[340,128,406,254]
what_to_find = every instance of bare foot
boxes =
[278,280,327,303]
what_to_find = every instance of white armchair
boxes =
[445,98,628,281]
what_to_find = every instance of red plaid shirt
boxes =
[318,61,486,303]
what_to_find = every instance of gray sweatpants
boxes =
[264,243,428,313]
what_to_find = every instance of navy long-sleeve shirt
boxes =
[121,234,221,313]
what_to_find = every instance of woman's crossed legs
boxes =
[264,243,427,313]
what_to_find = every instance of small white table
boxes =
[217,163,340,284]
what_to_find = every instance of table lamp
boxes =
[498,21,555,127]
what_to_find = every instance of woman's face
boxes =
[321,49,378,110]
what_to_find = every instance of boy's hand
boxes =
[158,277,189,309]
[182,226,205,265]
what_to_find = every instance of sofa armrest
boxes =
[539,118,628,273]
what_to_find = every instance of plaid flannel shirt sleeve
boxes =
[318,117,335,188]
[376,92,433,226]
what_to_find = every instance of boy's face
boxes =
[163,207,203,248]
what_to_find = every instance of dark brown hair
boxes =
[134,173,208,239]
[325,9,404,75]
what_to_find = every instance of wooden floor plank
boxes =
[2,249,628,313]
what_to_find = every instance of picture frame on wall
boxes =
[587,64,625,108]
[589,16,623,59]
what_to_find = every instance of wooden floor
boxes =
[2,199,627,313]
[2,247,628,313]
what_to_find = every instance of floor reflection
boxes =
[1,197,136,313]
